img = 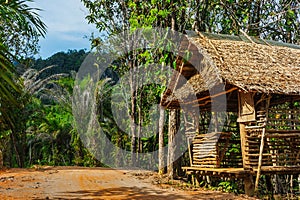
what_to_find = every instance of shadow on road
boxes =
[53,186,187,199]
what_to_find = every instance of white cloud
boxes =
[28,0,98,58]
[52,31,89,42]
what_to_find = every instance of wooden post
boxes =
[244,174,255,197]
[191,173,196,186]
[187,137,193,166]
[239,123,248,169]
[195,174,200,187]
[238,90,255,169]
[238,91,256,196]
[158,105,165,175]
[240,123,254,196]
[167,109,180,179]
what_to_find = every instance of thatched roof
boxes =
[162,32,300,108]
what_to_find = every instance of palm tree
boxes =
[0,0,46,167]
[0,0,46,123]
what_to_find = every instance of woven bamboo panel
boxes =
[191,132,220,167]
[191,132,242,168]
[245,128,300,169]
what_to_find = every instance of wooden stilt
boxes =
[244,174,255,196]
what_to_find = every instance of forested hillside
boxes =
[32,50,88,75]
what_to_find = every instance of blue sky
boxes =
[29,0,98,58]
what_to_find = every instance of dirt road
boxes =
[0,167,255,199]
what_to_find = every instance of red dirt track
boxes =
[0,167,256,199]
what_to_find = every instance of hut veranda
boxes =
[161,32,300,196]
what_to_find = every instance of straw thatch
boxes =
[163,32,300,107]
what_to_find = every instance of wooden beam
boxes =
[183,87,238,105]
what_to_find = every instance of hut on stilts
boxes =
[161,32,300,196]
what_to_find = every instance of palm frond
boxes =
[0,43,20,105]
[0,0,47,37]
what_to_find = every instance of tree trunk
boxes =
[10,132,23,167]
[174,110,182,177]
[136,92,142,167]
[130,61,137,167]
[0,149,3,169]
[158,105,165,175]
[167,109,180,179]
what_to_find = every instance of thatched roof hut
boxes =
[161,32,300,109]
[169,33,300,196]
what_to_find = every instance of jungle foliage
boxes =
[0,0,300,198]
